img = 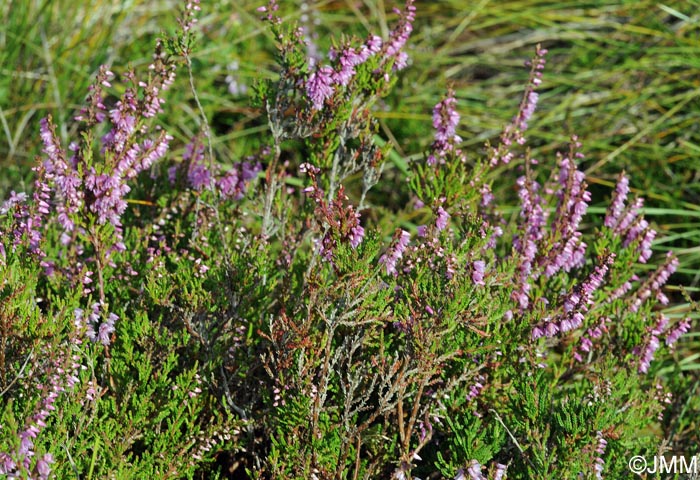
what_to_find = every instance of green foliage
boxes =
[1,1,698,479]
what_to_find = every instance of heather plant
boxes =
[0,1,694,479]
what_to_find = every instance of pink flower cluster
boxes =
[0,328,84,478]
[605,172,656,263]
[36,54,176,255]
[456,460,507,480]
[574,317,609,363]
[512,140,592,312]
[489,44,547,166]
[514,45,547,132]
[169,138,262,199]
[630,252,678,313]
[637,313,691,373]
[427,90,462,166]
[512,173,547,309]
[379,229,411,275]
[532,254,614,340]
[179,0,201,34]
[384,1,417,71]
[306,1,415,110]
[593,431,607,479]
[416,201,451,239]
[300,163,366,261]
[542,141,590,277]
[74,302,118,346]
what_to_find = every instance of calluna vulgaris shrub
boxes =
[0,0,691,478]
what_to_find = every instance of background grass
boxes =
[2,0,700,454]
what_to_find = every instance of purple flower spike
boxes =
[514,44,547,132]
[466,459,486,480]
[306,65,335,110]
[666,318,691,347]
[429,89,462,164]
[494,464,508,480]
[349,225,365,249]
[604,172,629,228]
[472,260,486,286]
[435,206,450,231]
[383,1,416,71]
[379,229,411,275]
[433,93,460,143]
